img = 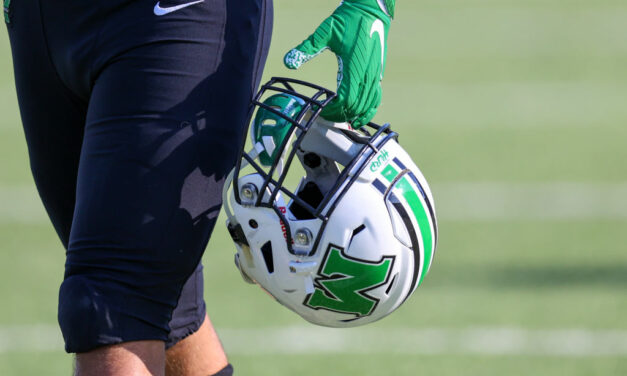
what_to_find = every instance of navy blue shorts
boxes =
[6,0,272,353]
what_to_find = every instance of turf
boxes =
[1,0,626,374]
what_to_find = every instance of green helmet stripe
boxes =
[381,165,434,286]
[394,178,434,286]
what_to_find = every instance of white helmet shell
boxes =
[223,78,437,327]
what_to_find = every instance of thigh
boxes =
[6,0,87,247]
[58,0,273,353]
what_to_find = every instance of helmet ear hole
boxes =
[289,182,324,220]
[227,222,249,246]
[261,241,275,274]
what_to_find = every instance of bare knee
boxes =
[75,341,165,376]
[165,315,228,376]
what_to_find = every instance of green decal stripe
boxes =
[381,164,398,182]
[382,166,434,286]
[395,178,433,285]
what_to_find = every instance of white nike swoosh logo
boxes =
[154,0,204,16]
[370,19,385,78]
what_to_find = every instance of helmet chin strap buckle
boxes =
[289,261,317,294]
[304,276,315,295]
[289,261,317,274]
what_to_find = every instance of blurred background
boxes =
[1,0,626,374]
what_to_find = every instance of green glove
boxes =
[284,0,395,129]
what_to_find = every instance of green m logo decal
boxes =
[304,245,395,318]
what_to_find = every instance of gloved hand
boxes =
[284,0,395,129]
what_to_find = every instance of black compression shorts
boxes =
[6,0,272,353]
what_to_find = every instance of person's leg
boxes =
[7,3,164,374]
[5,0,86,248]
[165,265,229,376]
[74,341,165,376]
[59,0,273,373]
[9,0,272,372]
[166,315,228,376]
[7,1,164,374]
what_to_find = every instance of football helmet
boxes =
[223,77,437,327]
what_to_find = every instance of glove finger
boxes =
[320,95,349,123]
[341,67,382,128]
[320,60,355,123]
[354,74,382,129]
[353,107,378,129]
[328,15,384,126]
[355,76,382,126]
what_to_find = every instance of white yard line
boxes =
[2,183,627,223]
[220,327,627,357]
[1,324,627,356]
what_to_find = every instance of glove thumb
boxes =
[284,17,334,69]
[284,47,323,70]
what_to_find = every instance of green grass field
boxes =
[1,0,626,374]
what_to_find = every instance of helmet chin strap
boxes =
[223,144,258,222]
[315,116,352,131]
[222,168,237,222]
[299,118,363,166]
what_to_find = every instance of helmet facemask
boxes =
[225,78,396,256]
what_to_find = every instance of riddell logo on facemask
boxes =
[278,207,293,243]
[370,149,390,172]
